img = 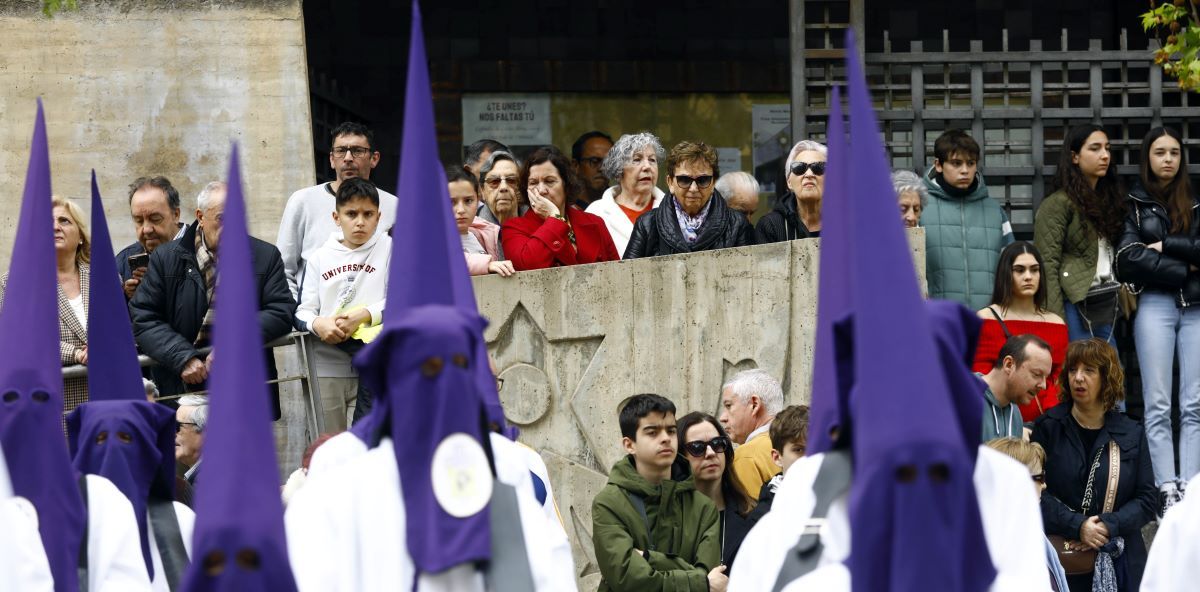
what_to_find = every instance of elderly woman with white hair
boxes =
[584,132,666,256]
[891,169,929,228]
[755,140,827,243]
[716,171,761,220]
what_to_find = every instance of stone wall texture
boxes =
[0,0,313,267]
[472,231,926,590]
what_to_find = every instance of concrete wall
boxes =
[0,0,313,266]
[473,230,926,589]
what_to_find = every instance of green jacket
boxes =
[921,167,1014,310]
[592,455,721,592]
[1033,190,1100,317]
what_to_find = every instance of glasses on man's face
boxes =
[332,146,372,158]
[485,175,519,189]
[674,175,714,189]
[790,161,826,176]
[578,157,605,167]
[1031,471,1046,484]
[176,421,198,433]
[682,436,731,458]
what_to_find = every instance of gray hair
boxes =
[602,132,666,182]
[142,377,159,400]
[196,181,227,212]
[722,369,784,416]
[478,150,519,181]
[715,171,760,200]
[784,140,829,176]
[891,170,928,207]
[177,394,209,432]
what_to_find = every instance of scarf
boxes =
[1092,536,1125,592]
[193,229,217,347]
[672,196,712,243]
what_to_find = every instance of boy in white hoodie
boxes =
[296,178,390,431]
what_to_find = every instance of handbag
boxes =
[1048,440,1121,575]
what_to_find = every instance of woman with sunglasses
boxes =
[501,146,620,271]
[677,412,754,574]
[623,141,754,259]
[1031,339,1155,592]
[755,140,826,244]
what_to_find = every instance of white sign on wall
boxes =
[461,94,552,147]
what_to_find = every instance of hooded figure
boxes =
[66,172,195,592]
[177,145,298,592]
[283,3,573,590]
[728,35,1047,592]
[0,101,149,592]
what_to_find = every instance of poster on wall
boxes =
[752,104,791,195]
[461,94,552,160]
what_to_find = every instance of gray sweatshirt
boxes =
[978,372,1024,442]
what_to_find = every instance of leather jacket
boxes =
[1115,179,1200,307]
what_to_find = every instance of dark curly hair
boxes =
[1057,338,1125,412]
[1055,124,1126,243]
[520,146,585,209]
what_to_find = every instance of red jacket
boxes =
[501,207,619,271]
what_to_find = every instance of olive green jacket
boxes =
[1033,190,1101,317]
[592,455,721,592]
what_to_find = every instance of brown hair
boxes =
[52,196,91,266]
[989,241,1050,312]
[1139,127,1194,235]
[1057,338,1125,411]
[985,437,1046,470]
[666,141,720,179]
[933,129,981,162]
[676,411,754,515]
[769,404,810,452]
[520,146,585,209]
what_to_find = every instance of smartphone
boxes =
[128,252,150,270]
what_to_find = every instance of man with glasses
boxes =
[718,369,784,501]
[755,140,827,243]
[475,150,529,226]
[277,122,398,299]
[175,394,207,486]
[623,140,753,259]
[571,130,614,208]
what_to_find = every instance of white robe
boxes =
[287,434,577,591]
[1141,472,1200,591]
[84,474,154,591]
[147,502,195,592]
[729,447,1051,592]
[1,496,54,591]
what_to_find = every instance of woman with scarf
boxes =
[1031,339,1156,591]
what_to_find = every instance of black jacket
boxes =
[1115,179,1200,307]
[129,222,296,418]
[754,191,816,244]
[623,191,754,259]
[1031,402,1156,590]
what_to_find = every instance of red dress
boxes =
[971,318,1069,422]
[501,207,620,271]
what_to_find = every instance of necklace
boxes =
[1071,406,1103,430]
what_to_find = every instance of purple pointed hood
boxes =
[350,0,494,574]
[179,145,297,592]
[0,99,87,592]
[925,299,987,460]
[842,30,995,592]
[807,85,850,455]
[65,173,177,579]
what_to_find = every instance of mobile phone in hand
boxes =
[128,252,150,270]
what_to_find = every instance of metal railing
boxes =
[62,331,328,437]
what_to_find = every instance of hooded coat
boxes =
[592,454,721,591]
[921,168,1013,310]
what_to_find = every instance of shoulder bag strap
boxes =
[987,306,1013,338]
[1080,442,1106,514]
[77,475,89,592]
[1102,441,1121,514]
[625,491,656,552]
[148,499,189,591]
[771,449,853,592]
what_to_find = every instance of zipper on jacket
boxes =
[961,199,969,299]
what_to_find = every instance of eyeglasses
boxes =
[1031,471,1046,484]
[674,175,714,189]
[176,421,198,433]
[789,161,826,176]
[484,175,519,189]
[682,436,731,458]
[578,157,605,167]
[331,146,373,158]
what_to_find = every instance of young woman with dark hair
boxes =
[676,411,753,575]
[1034,124,1127,346]
[972,241,1069,420]
[1116,126,1200,515]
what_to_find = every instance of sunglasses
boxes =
[674,174,714,189]
[176,421,198,433]
[1031,472,1046,484]
[682,436,731,458]
[789,161,826,176]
